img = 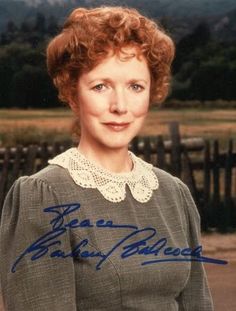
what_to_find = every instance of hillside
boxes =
[0,0,235,108]
[0,0,236,41]
[10,0,236,18]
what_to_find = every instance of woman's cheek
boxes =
[86,95,109,116]
[132,100,150,117]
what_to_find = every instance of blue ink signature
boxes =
[11,203,228,273]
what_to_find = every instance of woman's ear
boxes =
[68,98,80,117]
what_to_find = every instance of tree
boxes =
[0,43,59,108]
[189,64,220,100]
[47,15,59,36]
[173,21,211,73]
[6,21,18,33]
[20,21,32,33]
[0,60,13,107]
[10,65,58,108]
[34,12,46,34]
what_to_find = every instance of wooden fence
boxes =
[0,122,236,232]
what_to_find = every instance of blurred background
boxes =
[0,1,236,310]
[0,0,236,145]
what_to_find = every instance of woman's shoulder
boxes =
[152,166,187,193]
[1,165,71,218]
[11,164,71,194]
[152,166,199,220]
[31,163,70,184]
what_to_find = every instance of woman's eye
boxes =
[131,84,144,92]
[92,84,106,92]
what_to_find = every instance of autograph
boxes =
[11,203,228,273]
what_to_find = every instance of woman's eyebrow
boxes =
[88,78,113,85]
[88,78,148,85]
[128,79,148,85]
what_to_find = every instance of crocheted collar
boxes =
[48,147,159,203]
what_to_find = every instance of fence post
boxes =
[212,140,223,231]
[23,145,38,176]
[130,136,139,155]
[224,139,234,229]
[181,146,198,203]
[9,145,23,186]
[0,147,10,212]
[169,122,181,177]
[51,141,61,158]
[143,136,152,162]
[156,135,166,169]
[39,142,50,170]
[203,140,211,230]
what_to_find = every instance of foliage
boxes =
[0,13,61,108]
[0,12,236,107]
[172,38,236,100]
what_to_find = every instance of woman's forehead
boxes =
[90,45,146,70]
[78,53,150,85]
[109,44,144,59]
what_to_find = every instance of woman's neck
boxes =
[77,144,133,173]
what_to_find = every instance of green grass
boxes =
[0,108,236,148]
[0,108,72,120]
[0,127,72,147]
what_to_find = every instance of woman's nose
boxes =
[110,89,128,114]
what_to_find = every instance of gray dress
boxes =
[0,155,213,310]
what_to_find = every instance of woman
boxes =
[0,6,213,310]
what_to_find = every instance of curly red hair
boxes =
[46,6,175,105]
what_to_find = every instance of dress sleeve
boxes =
[0,176,77,311]
[175,178,214,311]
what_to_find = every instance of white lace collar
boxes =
[48,148,159,203]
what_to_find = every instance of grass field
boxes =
[0,108,236,147]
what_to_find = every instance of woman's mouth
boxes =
[103,122,130,131]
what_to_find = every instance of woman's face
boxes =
[73,46,151,153]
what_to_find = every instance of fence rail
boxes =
[0,122,236,232]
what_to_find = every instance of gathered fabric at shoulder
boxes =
[48,148,159,203]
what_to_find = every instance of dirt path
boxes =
[205,262,236,311]
[202,233,236,311]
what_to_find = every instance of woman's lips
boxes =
[103,122,130,131]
